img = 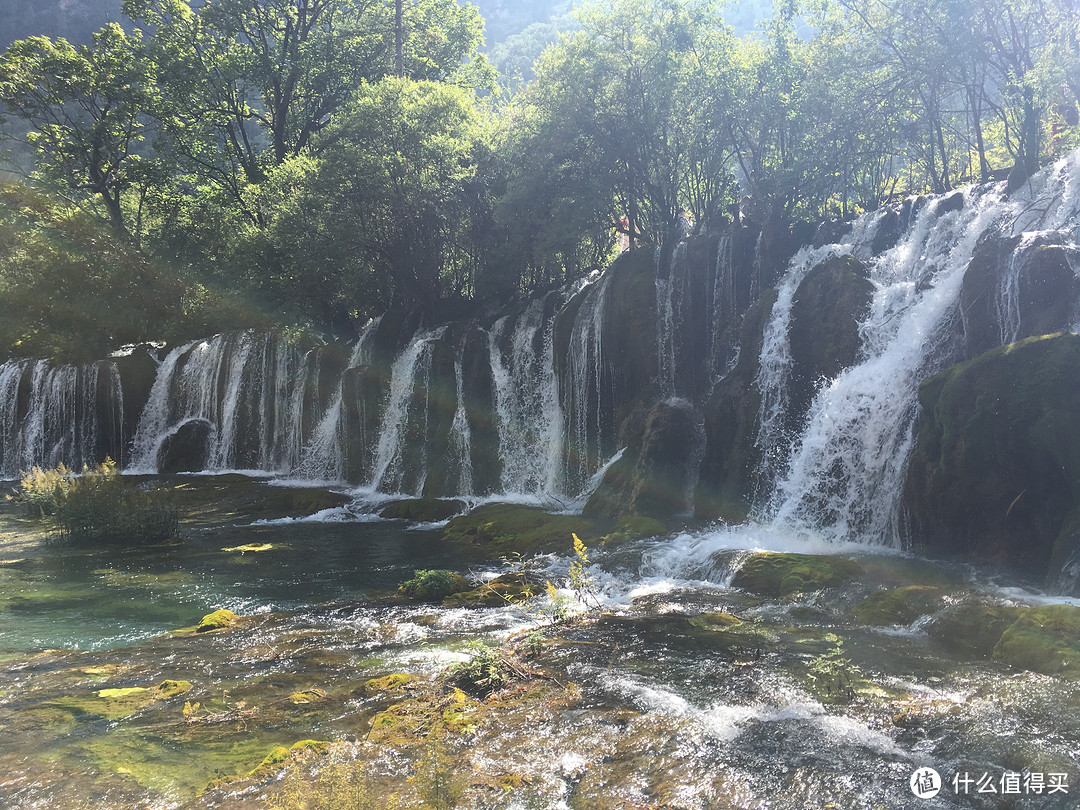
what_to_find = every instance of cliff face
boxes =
[4,155,1080,589]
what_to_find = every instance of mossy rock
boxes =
[380,498,465,522]
[290,739,331,755]
[731,552,861,597]
[397,569,470,602]
[245,488,351,519]
[363,673,413,695]
[924,602,1025,658]
[441,503,603,556]
[195,609,239,633]
[288,688,328,704]
[851,586,948,626]
[155,679,193,698]
[49,686,154,720]
[367,698,435,748]
[993,604,1080,676]
[442,572,542,608]
[601,515,668,547]
[249,745,291,776]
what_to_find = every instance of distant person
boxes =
[617,215,630,251]
[677,208,693,237]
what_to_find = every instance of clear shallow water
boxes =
[1,481,1079,809]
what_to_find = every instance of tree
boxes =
[256,77,493,322]
[0,24,157,235]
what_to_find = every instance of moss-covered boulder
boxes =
[195,608,239,633]
[155,679,193,698]
[397,569,469,602]
[600,515,668,547]
[902,333,1080,584]
[924,602,1025,658]
[441,503,603,556]
[688,611,743,630]
[362,673,413,695]
[731,552,860,597]
[852,586,947,626]
[993,604,1080,677]
[441,572,541,608]
[380,498,465,522]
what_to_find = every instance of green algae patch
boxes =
[195,609,239,633]
[925,602,1025,658]
[50,687,154,720]
[688,611,743,630]
[441,572,541,608]
[288,688,328,704]
[249,745,291,776]
[221,542,275,553]
[380,498,465,522]
[731,552,861,597]
[993,604,1080,676]
[156,679,193,698]
[851,586,948,626]
[600,515,668,547]
[397,569,469,602]
[363,673,414,695]
[441,503,603,555]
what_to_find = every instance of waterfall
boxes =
[564,270,614,492]
[764,151,1080,544]
[296,317,382,482]
[128,332,322,475]
[489,299,564,496]
[0,358,122,478]
[448,351,474,495]
[368,327,445,494]
[655,242,684,398]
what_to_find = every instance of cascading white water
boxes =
[448,351,474,495]
[0,358,123,478]
[765,151,1080,544]
[655,242,685,398]
[488,299,564,496]
[563,270,614,491]
[368,327,445,494]
[295,317,382,482]
[708,235,737,393]
[128,332,322,474]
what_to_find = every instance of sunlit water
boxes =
[1,480,1078,809]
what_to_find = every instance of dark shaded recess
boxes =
[460,325,499,495]
[157,418,212,474]
[112,347,158,465]
[694,288,778,522]
[901,333,1080,586]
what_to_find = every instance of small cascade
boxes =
[563,269,614,492]
[128,332,322,474]
[707,235,737,393]
[0,358,123,477]
[488,298,564,496]
[296,317,382,482]
[448,350,474,495]
[368,327,445,494]
[765,152,1080,544]
[655,242,685,398]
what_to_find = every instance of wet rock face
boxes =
[902,333,1080,585]
[584,398,703,521]
[157,418,212,473]
[961,232,1080,359]
[787,253,874,426]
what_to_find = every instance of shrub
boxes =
[398,569,469,601]
[19,459,178,545]
[448,642,530,697]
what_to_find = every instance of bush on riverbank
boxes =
[17,459,178,545]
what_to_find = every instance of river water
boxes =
[1,476,1078,809]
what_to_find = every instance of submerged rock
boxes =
[441,503,603,556]
[380,498,465,522]
[924,602,1024,658]
[731,552,860,597]
[441,572,540,608]
[851,586,948,626]
[157,418,212,474]
[993,604,1080,677]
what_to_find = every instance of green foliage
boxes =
[448,641,526,696]
[19,458,179,545]
[805,635,861,703]
[398,569,469,602]
[416,730,462,810]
